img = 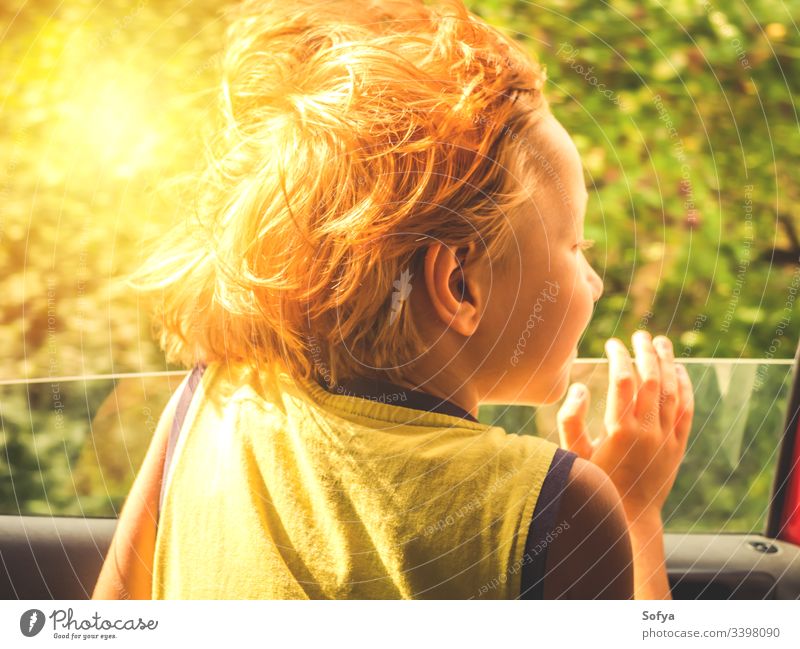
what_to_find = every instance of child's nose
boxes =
[588,266,603,303]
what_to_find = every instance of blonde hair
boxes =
[128,0,550,397]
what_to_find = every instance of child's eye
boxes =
[576,239,595,252]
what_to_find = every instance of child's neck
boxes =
[399,357,480,421]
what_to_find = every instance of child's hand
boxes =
[556,331,695,522]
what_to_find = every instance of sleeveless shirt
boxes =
[152,362,576,599]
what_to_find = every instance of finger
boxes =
[604,337,636,433]
[631,330,660,427]
[674,363,695,447]
[653,335,678,435]
[557,383,593,459]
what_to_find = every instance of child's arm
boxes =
[91,377,184,600]
[625,509,671,600]
[557,331,695,600]
[542,457,634,599]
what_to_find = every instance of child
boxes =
[93,0,693,599]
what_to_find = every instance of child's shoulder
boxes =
[541,457,634,599]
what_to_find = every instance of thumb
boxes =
[557,383,593,459]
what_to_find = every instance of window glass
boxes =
[0,373,183,517]
[479,359,795,534]
[1,359,792,532]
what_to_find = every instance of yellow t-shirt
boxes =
[152,361,561,599]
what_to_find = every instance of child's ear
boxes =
[423,241,485,337]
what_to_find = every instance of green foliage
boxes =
[467,0,800,358]
[1,0,798,534]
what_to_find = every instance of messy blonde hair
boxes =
[128,0,550,397]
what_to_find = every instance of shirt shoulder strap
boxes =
[519,446,578,599]
[158,364,207,517]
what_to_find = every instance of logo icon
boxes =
[389,268,413,325]
[20,609,45,637]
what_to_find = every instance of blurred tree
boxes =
[1,0,798,528]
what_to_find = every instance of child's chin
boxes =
[555,360,576,395]
[555,373,573,402]
[531,371,571,406]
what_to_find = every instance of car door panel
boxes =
[0,515,115,600]
[666,533,800,599]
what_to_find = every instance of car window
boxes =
[0,358,793,531]
[1,0,798,541]
[479,359,795,534]
[0,373,184,518]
